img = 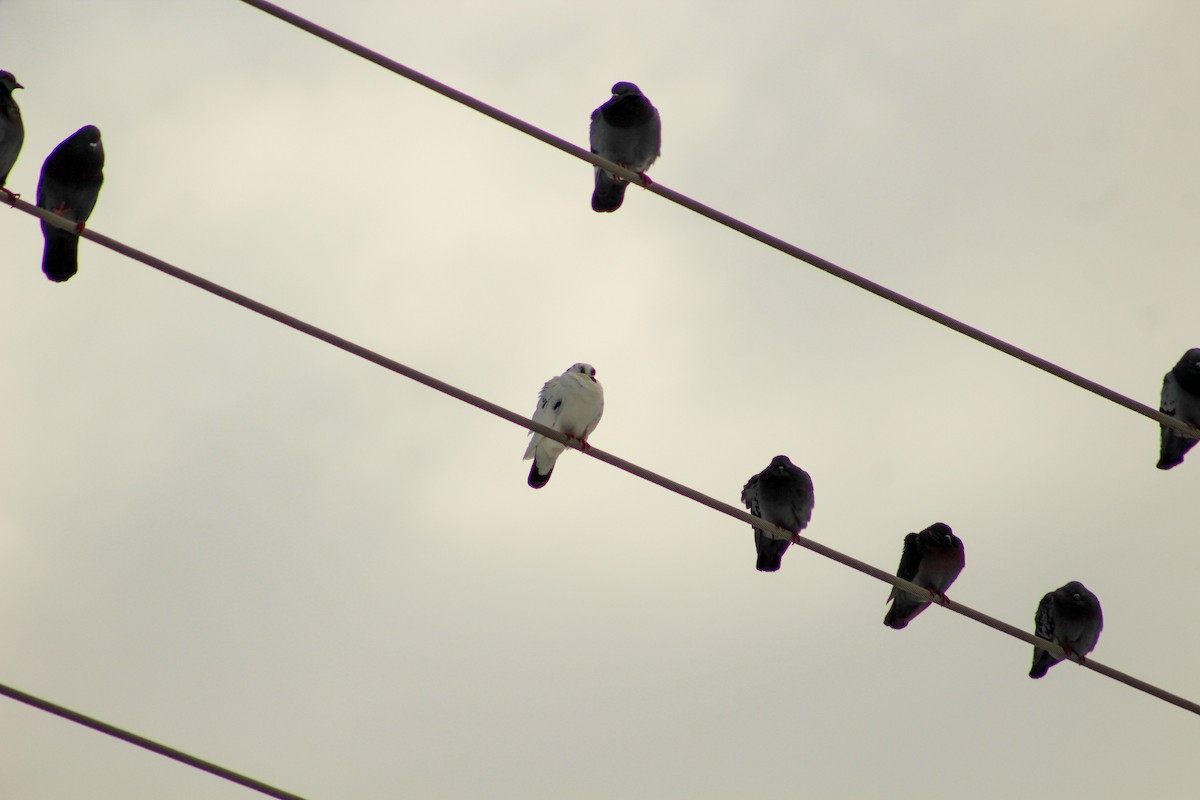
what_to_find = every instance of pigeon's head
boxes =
[63,125,104,164]
[1059,581,1099,611]
[923,522,958,548]
[568,363,597,381]
[0,71,22,93]
[768,455,794,473]
[1177,349,1200,376]
[76,125,102,148]
[610,82,643,98]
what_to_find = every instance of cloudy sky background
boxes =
[2,1,1198,797]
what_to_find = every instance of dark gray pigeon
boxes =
[38,125,104,282]
[1029,580,1103,679]
[740,455,814,572]
[883,522,965,629]
[589,82,661,212]
[0,71,23,197]
[1157,348,1200,470]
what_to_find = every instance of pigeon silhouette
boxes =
[740,455,814,572]
[38,125,104,282]
[589,82,661,212]
[0,71,23,198]
[1029,581,1103,679]
[883,522,965,629]
[1157,348,1200,470]
[523,363,604,488]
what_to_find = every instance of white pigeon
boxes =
[523,363,604,488]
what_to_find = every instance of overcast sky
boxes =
[2,1,1199,798]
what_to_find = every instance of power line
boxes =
[233,0,1200,441]
[0,681,309,800]
[8,195,1199,720]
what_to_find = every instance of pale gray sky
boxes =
[2,2,1198,798]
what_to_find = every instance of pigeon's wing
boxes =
[740,474,761,515]
[1162,371,1180,417]
[1028,591,1061,678]
[740,473,770,535]
[522,375,566,459]
[533,375,567,426]
[887,533,922,603]
[1158,372,1198,469]
[1034,592,1056,642]
[589,105,603,151]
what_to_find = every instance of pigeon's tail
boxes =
[42,228,79,282]
[1157,428,1197,470]
[528,461,553,489]
[754,532,790,572]
[1028,648,1059,679]
[883,592,929,630]
[526,438,563,489]
[591,169,627,213]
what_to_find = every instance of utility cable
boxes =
[232,0,1200,440]
[8,195,1199,719]
[0,681,309,800]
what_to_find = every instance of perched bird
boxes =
[740,455,815,572]
[523,363,604,489]
[1157,348,1200,470]
[883,522,965,629]
[38,125,105,282]
[589,82,661,212]
[0,70,23,198]
[1029,581,1103,679]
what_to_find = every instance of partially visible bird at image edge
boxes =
[1157,348,1200,470]
[0,70,24,198]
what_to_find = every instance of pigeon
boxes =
[1029,580,1103,679]
[37,125,105,282]
[740,455,815,572]
[589,82,661,212]
[0,70,23,198]
[883,522,965,629]
[523,363,604,489]
[1157,348,1200,470]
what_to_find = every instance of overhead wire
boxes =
[0,681,309,800]
[233,0,1200,441]
[7,195,1200,721]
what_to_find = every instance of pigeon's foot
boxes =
[638,172,654,187]
[74,221,87,235]
[52,201,70,214]
[1,187,18,205]
[930,589,948,604]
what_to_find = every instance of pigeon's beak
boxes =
[13,81,22,90]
